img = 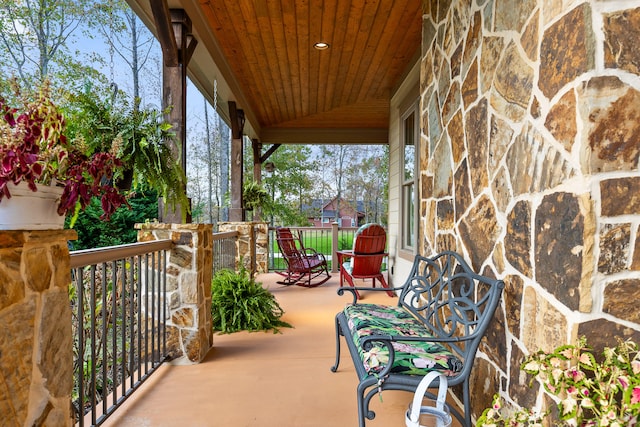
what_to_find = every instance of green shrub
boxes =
[211,267,292,334]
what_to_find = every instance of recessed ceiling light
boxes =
[314,42,329,50]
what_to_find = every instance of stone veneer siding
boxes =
[420,0,640,419]
[137,223,213,364]
[0,230,76,426]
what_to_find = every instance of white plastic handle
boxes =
[408,371,449,423]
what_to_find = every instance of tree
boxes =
[312,144,389,226]
[218,113,230,221]
[344,146,388,225]
[261,145,315,226]
[186,139,208,223]
[203,97,215,223]
[94,0,158,108]
[185,91,229,226]
[0,0,106,92]
[319,144,353,222]
[70,190,159,249]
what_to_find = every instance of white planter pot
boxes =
[0,181,65,230]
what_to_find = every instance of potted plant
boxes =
[0,81,127,229]
[211,265,291,334]
[64,86,189,220]
[478,337,640,427]
[243,180,271,210]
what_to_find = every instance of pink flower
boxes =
[618,375,629,390]
[631,387,640,405]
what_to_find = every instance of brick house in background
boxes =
[304,197,365,228]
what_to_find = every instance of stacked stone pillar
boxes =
[0,230,76,426]
[137,223,213,364]
[218,221,269,274]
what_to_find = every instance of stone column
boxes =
[136,223,213,364]
[218,221,269,274]
[0,230,77,426]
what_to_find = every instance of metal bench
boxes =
[331,251,504,427]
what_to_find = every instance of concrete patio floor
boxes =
[101,272,463,427]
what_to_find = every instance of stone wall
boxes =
[218,221,269,274]
[137,223,213,364]
[0,230,76,426]
[420,0,640,419]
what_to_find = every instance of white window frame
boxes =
[401,100,419,252]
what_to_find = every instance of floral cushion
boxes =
[343,303,463,376]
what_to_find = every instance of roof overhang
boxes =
[127,0,422,145]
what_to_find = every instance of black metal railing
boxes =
[212,230,238,274]
[70,240,172,426]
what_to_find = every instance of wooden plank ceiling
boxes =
[196,0,422,143]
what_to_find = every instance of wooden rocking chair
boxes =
[275,228,330,287]
[336,223,395,300]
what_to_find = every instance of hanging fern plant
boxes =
[243,181,270,211]
[64,84,190,220]
[211,266,292,334]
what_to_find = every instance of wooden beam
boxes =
[228,101,241,139]
[159,8,198,223]
[150,0,178,67]
[170,9,197,66]
[252,139,262,183]
[184,34,198,65]
[229,101,244,221]
[260,144,281,164]
[252,139,263,221]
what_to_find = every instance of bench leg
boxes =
[462,378,472,427]
[356,382,370,427]
[330,314,342,372]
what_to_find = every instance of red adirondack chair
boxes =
[275,228,330,287]
[336,223,394,300]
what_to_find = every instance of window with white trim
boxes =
[401,102,419,251]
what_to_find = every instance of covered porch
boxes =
[3,0,640,425]
[100,272,463,427]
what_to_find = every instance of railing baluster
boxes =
[151,251,156,365]
[161,251,166,359]
[120,259,126,399]
[129,256,135,392]
[90,265,97,426]
[101,262,108,417]
[111,260,118,408]
[76,267,85,427]
[137,255,142,383]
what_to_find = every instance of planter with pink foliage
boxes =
[0,82,127,229]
